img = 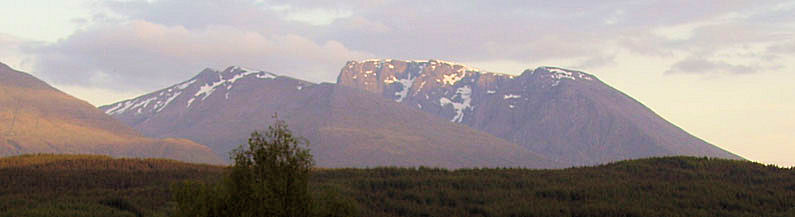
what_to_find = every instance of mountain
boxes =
[337,59,742,166]
[100,66,559,168]
[0,62,220,164]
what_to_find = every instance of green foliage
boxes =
[173,119,355,217]
[0,154,224,217]
[99,197,143,217]
[310,185,360,217]
[0,154,792,217]
[310,157,795,217]
[0,201,139,217]
[228,119,314,217]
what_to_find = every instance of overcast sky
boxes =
[1,0,793,167]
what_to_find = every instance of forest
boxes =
[0,154,793,217]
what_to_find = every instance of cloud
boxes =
[13,0,795,98]
[333,16,391,33]
[0,33,39,72]
[575,54,617,69]
[272,5,353,26]
[92,0,792,71]
[767,41,795,54]
[665,57,758,75]
[102,0,279,29]
[25,20,370,92]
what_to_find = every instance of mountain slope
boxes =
[337,59,742,165]
[101,67,559,168]
[0,62,220,164]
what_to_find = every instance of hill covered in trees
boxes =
[0,154,792,216]
[0,154,224,217]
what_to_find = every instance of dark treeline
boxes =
[0,154,225,217]
[0,154,793,217]
[313,157,795,217]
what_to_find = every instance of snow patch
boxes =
[155,91,181,112]
[106,78,198,115]
[442,72,466,86]
[415,81,427,94]
[186,98,196,108]
[256,73,276,79]
[132,97,158,114]
[194,68,276,102]
[503,94,521,99]
[195,75,225,101]
[105,100,135,115]
[383,76,398,84]
[104,102,124,115]
[227,70,258,83]
[545,67,593,81]
[438,86,472,123]
[548,68,576,80]
[394,73,415,102]
[176,79,195,90]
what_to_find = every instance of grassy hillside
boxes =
[0,154,792,217]
[0,63,221,164]
[0,154,224,217]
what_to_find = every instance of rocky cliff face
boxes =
[337,59,741,165]
[101,66,559,169]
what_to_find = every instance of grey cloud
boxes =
[99,0,787,64]
[575,54,617,69]
[0,34,25,58]
[665,57,758,75]
[25,21,370,92]
[768,42,795,54]
[104,0,269,28]
[315,0,787,65]
[0,34,40,71]
[101,0,310,36]
[23,0,795,95]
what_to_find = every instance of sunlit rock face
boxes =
[338,59,742,166]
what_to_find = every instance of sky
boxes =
[0,0,793,167]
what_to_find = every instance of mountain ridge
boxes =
[100,66,561,168]
[337,59,741,165]
[100,59,742,167]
